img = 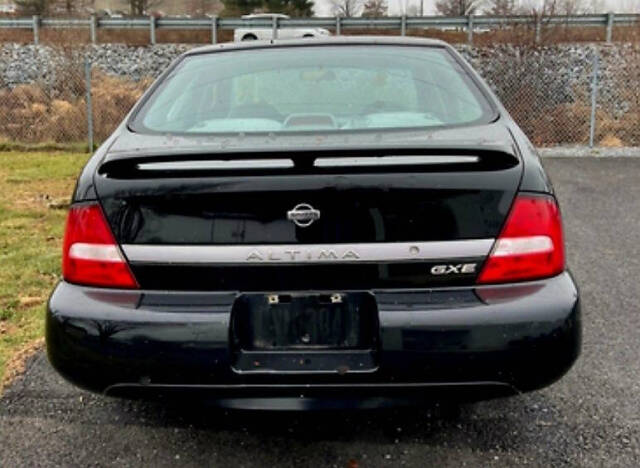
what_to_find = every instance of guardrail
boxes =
[0,13,637,45]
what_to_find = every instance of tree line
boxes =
[13,1,164,16]
[435,1,605,17]
[12,0,313,16]
[11,0,620,18]
[338,1,611,18]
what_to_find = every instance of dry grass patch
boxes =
[0,72,151,146]
[600,134,625,148]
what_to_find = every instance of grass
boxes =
[0,140,90,154]
[0,151,88,392]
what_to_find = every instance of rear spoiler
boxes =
[98,146,520,178]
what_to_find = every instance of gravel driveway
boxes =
[1,157,639,467]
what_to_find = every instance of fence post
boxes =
[90,14,97,44]
[32,15,39,45]
[211,15,218,44]
[589,50,599,148]
[336,16,341,35]
[401,15,406,36]
[535,16,541,44]
[605,12,614,43]
[467,15,474,45]
[85,59,94,152]
[272,15,278,39]
[149,15,156,45]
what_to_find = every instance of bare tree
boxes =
[15,0,50,15]
[489,0,518,15]
[60,0,76,13]
[120,0,164,16]
[435,0,480,16]
[520,0,558,17]
[520,0,587,16]
[557,0,587,15]
[330,0,364,17]
[186,0,219,16]
[53,0,95,14]
[362,0,387,17]
[585,0,605,12]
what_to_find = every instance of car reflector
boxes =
[62,203,138,289]
[477,194,565,284]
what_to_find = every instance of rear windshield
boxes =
[131,45,494,135]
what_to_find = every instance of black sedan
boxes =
[46,37,580,410]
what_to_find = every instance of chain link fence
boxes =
[0,53,88,147]
[0,44,638,150]
[0,50,151,150]
[464,44,640,148]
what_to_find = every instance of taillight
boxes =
[477,194,565,284]
[62,203,138,289]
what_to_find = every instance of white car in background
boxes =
[0,4,17,14]
[234,13,330,42]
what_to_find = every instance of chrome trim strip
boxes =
[136,156,478,171]
[136,159,294,171]
[122,240,494,265]
[314,155,479,167]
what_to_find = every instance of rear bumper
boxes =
[46,272,580,406]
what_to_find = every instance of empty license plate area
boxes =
[231,292,378,351]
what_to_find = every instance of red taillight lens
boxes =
[62,203,138,289]
[477,194,565,284]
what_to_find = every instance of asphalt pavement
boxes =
[1,157,639,467]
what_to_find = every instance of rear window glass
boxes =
[132,45,493,135]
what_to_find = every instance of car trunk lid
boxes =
[94,128,522,290]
